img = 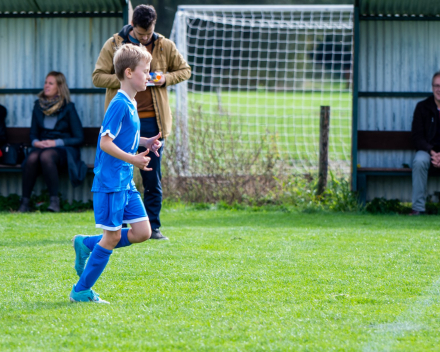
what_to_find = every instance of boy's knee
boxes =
[109,233,121,246]
[142,228,151,241]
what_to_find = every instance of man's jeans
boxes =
[412,150,431,211]
[139,117,163,230]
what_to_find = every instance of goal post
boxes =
[169,5,353,177]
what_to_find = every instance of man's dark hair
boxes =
[132,5,157,30]
[432,71,440,84]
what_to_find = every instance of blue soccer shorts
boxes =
[93,189,148,231]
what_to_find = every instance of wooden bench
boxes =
[357,130,440,204]
[0,127,100,172]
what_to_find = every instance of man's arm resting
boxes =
[92,38,121,89]
[411,103,433,153]
[163,42,191,87]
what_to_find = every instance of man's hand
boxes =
[140,133,162,157]
[132,150,152,171]
[148,75,166,87]
[431,150,440,168]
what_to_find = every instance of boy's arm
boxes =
[139,132,162,157]
[100,135,152,171]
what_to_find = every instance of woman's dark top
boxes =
[27,100,87,187]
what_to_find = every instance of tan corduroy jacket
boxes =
[92,32,191,138]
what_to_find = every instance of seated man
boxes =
[411,71,440,215]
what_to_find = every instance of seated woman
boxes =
[18,71,86,212]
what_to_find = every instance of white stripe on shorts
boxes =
[96,224,122,231]
[123,216,149,224]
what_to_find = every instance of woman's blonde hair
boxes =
[114,44,152,81]
[41,71,71,103]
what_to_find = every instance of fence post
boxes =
[317,106,330,195]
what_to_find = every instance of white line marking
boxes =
[363,276,440,352]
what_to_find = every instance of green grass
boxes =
[2,208,440,351]
[169,90,352,165]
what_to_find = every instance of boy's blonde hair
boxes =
[113,44,152,80]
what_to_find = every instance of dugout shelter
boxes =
[352,0,440,204]
[0,0,128,202]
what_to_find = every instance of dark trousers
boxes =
[138,117,163,230]
[22,147,67,198]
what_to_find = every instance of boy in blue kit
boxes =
[69,44,161,304]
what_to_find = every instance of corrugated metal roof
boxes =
[0,0,126,13]
[360,0,440,16]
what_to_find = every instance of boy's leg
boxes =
[70,191,125,303]
[128,220,151,243]
[123,189,151,243]
[73,228,133,277]
[73,229,120,293]
[70,190,151,302]
[82,189,149,246]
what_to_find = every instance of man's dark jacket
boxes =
[412,95,440,153]
[27,100,87,187]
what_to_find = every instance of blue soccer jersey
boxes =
[92,90,140,193]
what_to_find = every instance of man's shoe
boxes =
[69,285,109,304]
[72,235,92,277]
[150,229,169,240]
[409,210,425,216]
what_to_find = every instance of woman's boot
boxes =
[18,197,30,213]
[47,196,60,212]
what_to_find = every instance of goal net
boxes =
[169,5,353,177]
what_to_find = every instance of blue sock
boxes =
[115,228,132,248]
[83,235,102,251]
[75,244,112,292]
[83,228,132,251]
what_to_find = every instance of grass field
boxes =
[2,208,440,351]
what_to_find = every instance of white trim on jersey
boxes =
[131,130,140,151]
[114,122,123,139]
[101,129,116,139]
[118,89,137,106]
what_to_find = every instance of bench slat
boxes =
[358,167,412,173]
[357,131,413,150]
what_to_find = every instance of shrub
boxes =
[0,190,93,212]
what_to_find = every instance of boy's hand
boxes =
[132,150,152,171]
[141,133,162,157]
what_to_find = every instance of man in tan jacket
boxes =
[92,4,191,240]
